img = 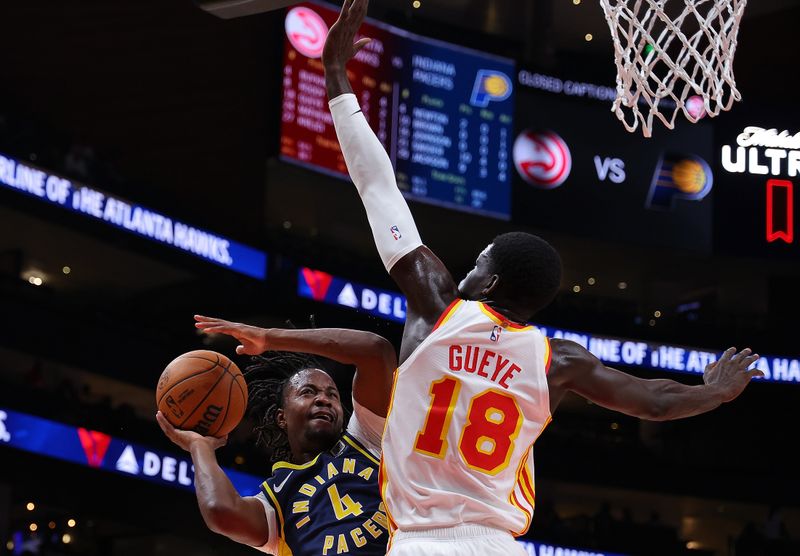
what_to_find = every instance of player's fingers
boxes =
[353,37,371,55]
[197,324,233,335]
[741,354,760,368]
[342,0,354,17]
[194,315,220,322]
[720,347,736,362]
[747,369,765,380]
[732,347,752,361]
[156,412,174,436]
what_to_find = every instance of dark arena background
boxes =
[1,0,799,555]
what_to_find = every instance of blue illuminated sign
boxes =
[0,407,262,495]
[298,267,407,323]
[517,540,626,556]
[0,153,267,280]
[298,268,800,384]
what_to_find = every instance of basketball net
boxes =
[600,0,747,137]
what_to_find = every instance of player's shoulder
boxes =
[547,338,595,383]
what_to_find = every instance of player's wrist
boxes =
[701,382,728,405]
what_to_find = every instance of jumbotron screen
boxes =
[279,1,515,219]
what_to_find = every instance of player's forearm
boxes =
[266,328,393,369]
[327,93,423,271]
[642,380,724,421]
[324,64,354,100]
[189,441,245,531]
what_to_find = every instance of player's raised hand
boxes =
[156,411,228,452]
[703,347,763,403]
[322,0,371,69]
[194,315,268,355]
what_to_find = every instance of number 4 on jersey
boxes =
[327,484,364,520]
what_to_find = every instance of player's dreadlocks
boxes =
[244,351,347,464]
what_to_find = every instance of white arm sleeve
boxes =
[329,93,423,272]
[250,493,279,553]
[346,398,386,457]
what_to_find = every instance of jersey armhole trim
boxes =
[342,433,381,466]
[544,336,552,375]
[260,482,285,541]
[431,298,464,332]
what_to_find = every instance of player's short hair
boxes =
[245,352,344,464]
[488,232,562,317]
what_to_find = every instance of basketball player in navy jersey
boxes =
[157,317,395,556]
[322,2,763,554]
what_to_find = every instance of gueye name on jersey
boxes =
[448,344,522,388]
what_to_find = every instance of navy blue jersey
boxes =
[260,433,389,556]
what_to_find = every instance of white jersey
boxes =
[380,300,552,536]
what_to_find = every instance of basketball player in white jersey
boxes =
[322,2,763,554]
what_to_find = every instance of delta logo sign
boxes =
[298,267,407,323]
[0,408,261,495]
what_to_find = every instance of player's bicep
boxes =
[550,339,660,418]
[390,246,459,322]
[570,364,659,416]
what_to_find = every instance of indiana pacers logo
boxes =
[513,130,572,189]
[285,6,329,59]
[471,70,513,108]
[647,153,713,210]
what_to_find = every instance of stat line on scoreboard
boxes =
[280,1,516,219]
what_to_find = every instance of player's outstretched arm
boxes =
[195,316,396,416]
[547,341,763,420]
[156,412,270,547]
[322,0,459,329]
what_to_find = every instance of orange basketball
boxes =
[156,350,247,438]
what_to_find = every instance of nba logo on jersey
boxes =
[390,226,402,240]
[490,325,502,342]
[470,70,512,108]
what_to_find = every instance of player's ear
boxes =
[482,274,500,297]
[276,408,287,431]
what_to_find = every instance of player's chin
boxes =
[305,422,341,445]
[306,417,341,436]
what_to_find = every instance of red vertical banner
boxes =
[766,179,794,244]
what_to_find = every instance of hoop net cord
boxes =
[600,0,747,137]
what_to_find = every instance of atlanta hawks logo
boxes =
[285,6,329,59]
[513,130,572,189]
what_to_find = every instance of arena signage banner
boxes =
[518,540,626,556]
[0,408,262,495]
[298,267,407,323]
[0,153,267,280]
[298,267,799,384]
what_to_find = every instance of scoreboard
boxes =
[279,1,515,219]
[510,70,716,253]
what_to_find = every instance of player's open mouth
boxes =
[310,411,335,423]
